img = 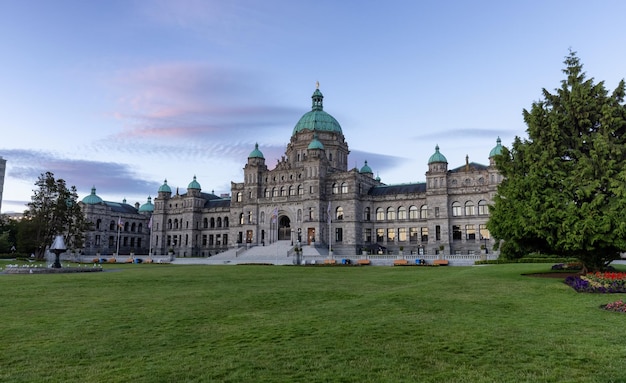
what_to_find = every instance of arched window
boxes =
[217,217,222,227]
[409,206,418,219]
[398,206,407,220]
[96,219,101,230]
[124,222,129,232]
[386,207,396,220]
[138,223,143,233]
[224,217,229,227]
[478,200,488,215]
[236,192,242,202]
[336,206,344,220]
[203,218,208,228]
[332,183,339,194]
[376,208,385,221]
[298,184,303,195]
[465,201,475,216]
[280,186,286,196]
[297,209,302,222]
[168,219,172,229]
[131,222,136,232]
[420,205,428,219]
[364,207,371,221]
[451,202,462,217]
[210,217,215,228]
[173,219,178,229]
[260,211,265,224]
[272,187,278,197]
[341,182,348,193]
[289,185,295,196]
[239,213,244,225]
[264,188,270,198]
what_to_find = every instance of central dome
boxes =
[292,87,342,136]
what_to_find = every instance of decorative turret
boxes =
[360,160,373,177]
[81,186,103,204]
[428,145,448,173]
[158,179,172,199]
[138,196,154,213]
[489,137,504,166]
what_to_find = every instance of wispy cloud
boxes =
[1,149,159,198]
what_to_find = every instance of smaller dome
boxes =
[375,174,381,182]
[307,133,325,150]
[489,137,503,157]
[248,143,264,159]
[158,179,172,193]
[428,145,448,164]
[138,196,154,212]
[360,160,373,174]
[82,186,103,204]
[188,175,201,190]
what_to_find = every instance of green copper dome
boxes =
[138,196,154,212]
[82,186,103,204]
[158,179,172,193]
[292,87,342,136]
[248,143,264,159]
[188,175,201,190]
[428,145,448,164]
[489,137,503,157]
[307,133,325,150]
[360,160,373,174]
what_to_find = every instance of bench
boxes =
[393,259,409,266]
[357,259,371,265]
[433,259,449,266]
[324,259,337,265]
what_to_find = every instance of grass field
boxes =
[1,262,625,383]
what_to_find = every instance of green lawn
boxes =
[1,263,625,382]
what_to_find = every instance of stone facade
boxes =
[146,87,503,258]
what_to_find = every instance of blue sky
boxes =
[1,0,626,213]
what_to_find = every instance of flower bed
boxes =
[565,272,626,293]
[602,300,626,313]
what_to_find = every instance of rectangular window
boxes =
[435,207,440,217]
[167,235,172,246]
[95,235,101,246]
[202,235,207,246]
[387,228,396,242]
[335,228,343,242]
[223,234,228,246]
[466,224,476,240]
[364,228,372,243]
[421,227,429,242]
[209,235,214,246]
[398,227,407,242]
[216,234,221,246]
[376,228,384,243]
[479,224,490,240]
[453,225,462,240]
[108,236,114,247]
[435,225,441,241]
[409,227,418,243]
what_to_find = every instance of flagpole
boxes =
[116,215,121,256]
[328,201,332,260]
[148,215,153,258]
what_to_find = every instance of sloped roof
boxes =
[368,183,426,196]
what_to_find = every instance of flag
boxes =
[148,215,153,229]
[327,201,331,224]
[118,217,123,229]
[271,207,278,223]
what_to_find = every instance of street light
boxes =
[481,236,488,254]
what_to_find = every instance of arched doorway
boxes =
[278,216,291,240]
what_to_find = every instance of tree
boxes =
[489,51,626,272]
[22,172,91,260]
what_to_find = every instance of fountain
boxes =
[3,235,103,274]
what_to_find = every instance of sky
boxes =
[1,0,626,213]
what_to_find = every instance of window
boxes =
[410,227,418,243]
[168,219,172,229]
[386,207,396,220]
[387,228,396,242]
[217,217,222,228]
[288,186,295,196]
[280,186,286,196]
[436,225,441,241]
[409,206,418,219]
[202,235,207,246]
[420,205,428,219]
[272,187,278,197]
[332,183,339,194]
[335,228,343,242]
[260,211,265,224]
[376,208,385,221]
[308,207,314,220]
[210,218,215,228]
[209,235,214,245]
[398,227,407,242]
[376,228,384,242]
[96,219,101,230]
[398,206,407,220]
[466,224,476,240]
[364,207,371,221]
[364,228,372,243]
[421,227,429,242]
[264,188,270,198]
[452,225,462,240]
[451,202,462,217]
[95,235,101,246]
[247,211,253,224]
[336,206,344,220]
[224,217,229,227]
[109,220,115,231]
[203,218,208,229]
[297,209,302,222]
[479,224,490,240]
[435,207,440,217]
[236,192,242,202]
[465,201,475,216]
[298,185,303,195]
[341,182,348,193]
[478,200,488,215]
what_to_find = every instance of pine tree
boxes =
[489,51,626,272]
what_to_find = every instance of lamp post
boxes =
[481,236,488,254]
[50,235,67,269]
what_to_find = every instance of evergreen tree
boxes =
[489,51,626,272]
[22,172,90,260]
